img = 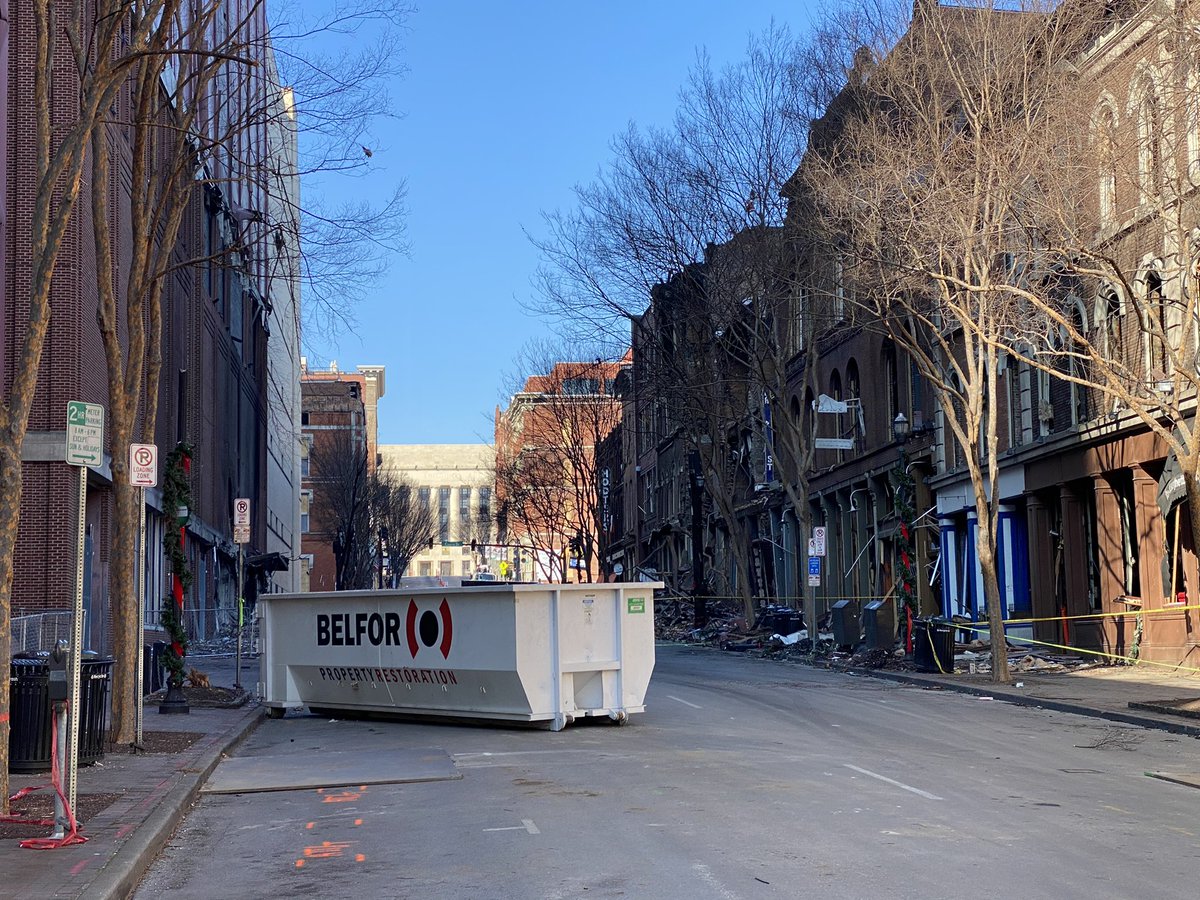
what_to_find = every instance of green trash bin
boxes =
[8,654,113,773]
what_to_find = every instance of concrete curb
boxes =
[89,704,265,900]
[834,665,1200,738]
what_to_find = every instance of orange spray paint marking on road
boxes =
[303,840,354,859]
[295,860,305,869]
[322,790,362,804]
[355,854,366,862]
[306,822,315,830]
[354,819,363,826]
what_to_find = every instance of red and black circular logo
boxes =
[406,598,453,659]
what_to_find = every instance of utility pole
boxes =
[689,450,707,629]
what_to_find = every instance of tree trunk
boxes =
[974,508,1011,684]
[109,467,139,744]
[0,447,24,814]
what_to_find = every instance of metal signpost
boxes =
[130,443,158,747]
[234,498,251,688]
[64,401,103,816]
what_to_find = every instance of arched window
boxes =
[830,370,844,460]
[1143,268,1171,378]
[882,340,899,437]
[1099,285,1124,365]
[1069,300,1090,426]
[1134,74,1165,202]
[1094,102,1118,225]
[846,359,861,439]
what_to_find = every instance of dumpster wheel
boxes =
[610,710,628,726]
[266,707,286,719]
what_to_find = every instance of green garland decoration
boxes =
[892,459,919,621]
[160,443,194,686]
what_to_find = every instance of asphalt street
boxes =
[135,645,1199,899]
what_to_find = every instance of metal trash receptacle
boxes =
[79,656,113,763]
[913,618,954,673]
[8,654,112,773]
[831,600,857,649]
[9,657,53,773]
[863,600,887,649]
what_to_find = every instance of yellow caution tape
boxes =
[947,619,1200,675]
[992,604,1200,626]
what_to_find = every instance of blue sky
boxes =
[311,2,811,445]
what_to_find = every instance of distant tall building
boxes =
[378,444,495,580]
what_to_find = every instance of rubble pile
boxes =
[656,597,1105,678]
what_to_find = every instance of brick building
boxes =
[4,3,294,651]
[299,361,385,591]
[495,360,628,583]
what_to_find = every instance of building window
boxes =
[478,487,491,519]
[1135,74,1165,203]
[459,487,471,521]
[440,560,452,577]
[562,377,600,395]
[833,252,846,321]
[418,487,431,510]
[1069,302,1090,426]
[300,490,312,533]
[419,561,431,577]
[1095,103,1118,226]
[300,436,312,478]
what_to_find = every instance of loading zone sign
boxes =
[130,444,158,487]
[808,556,821,587]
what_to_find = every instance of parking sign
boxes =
[130,443,158,487]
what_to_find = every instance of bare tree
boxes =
[0,0,185,816]
[531,24,814,616]
[495,348,625,583]
[972,1,1200,598]
[799,0,1103,682]
[310,430,374,590]
[370,470,437,585]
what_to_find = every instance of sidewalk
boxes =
[824,655,1200,737]
[2,655,263,900]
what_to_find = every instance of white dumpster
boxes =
[258,582,659,730]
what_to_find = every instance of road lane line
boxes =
[483,819,540,834]
[667,694,703,709]
[692,863,742,900]
[843,764,943,800]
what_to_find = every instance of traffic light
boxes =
[470,539,477,553]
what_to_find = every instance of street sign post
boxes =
[129,443,157,747]
[233,499,251,688]
[66,401,104,468]
[64,401,104,816]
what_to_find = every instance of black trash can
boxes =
[913,618,954,673]
[8,655,113,773]
[9,657,53,773]
[79,656,113,764]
